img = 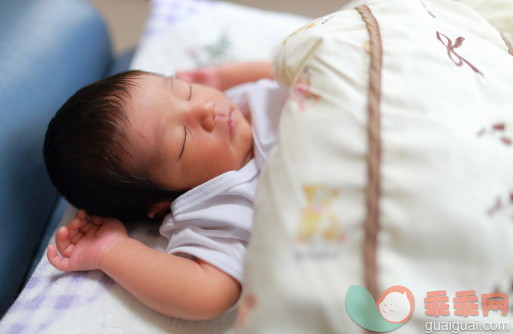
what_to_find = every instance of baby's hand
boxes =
[47,210,128,272]
[175,67,221,89]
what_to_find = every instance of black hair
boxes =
[43,70,183,223]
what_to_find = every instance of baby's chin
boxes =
[240,145,254,168]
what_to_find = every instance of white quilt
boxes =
[237,0,513,333]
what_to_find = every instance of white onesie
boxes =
[159,79,287,283]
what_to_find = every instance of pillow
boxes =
[130,0,310,76]
[237,0,513,333]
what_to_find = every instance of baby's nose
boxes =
[190,102,215,131]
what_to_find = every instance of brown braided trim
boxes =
[355,4,383,301]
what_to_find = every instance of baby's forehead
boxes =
[132,72,171,92]
[131,71,166,86]
[123,72,168,103]
[122,73,173,123]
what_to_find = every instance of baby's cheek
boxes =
[241,106,251,122]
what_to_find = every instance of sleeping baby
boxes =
[43,61,287,319]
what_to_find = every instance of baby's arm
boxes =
[176,61,272,91]
[47,210,240,320]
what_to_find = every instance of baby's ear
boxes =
[147,201,172,220]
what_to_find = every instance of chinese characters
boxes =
[425,290,508,317]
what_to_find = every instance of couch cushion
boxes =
[0,0,112,316]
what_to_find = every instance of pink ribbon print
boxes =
[436,31,483,75]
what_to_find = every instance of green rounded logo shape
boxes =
[346,285,415,332]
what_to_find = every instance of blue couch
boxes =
[0,0,133,317]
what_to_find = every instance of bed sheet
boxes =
[129,0,310,75]
[1,207,238,334]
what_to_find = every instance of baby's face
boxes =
[125,73,253,190]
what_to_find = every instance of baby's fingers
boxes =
[67,218,87,244]
[75,209,87,220]
[55,226,75,257]
[47,244,72,272]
